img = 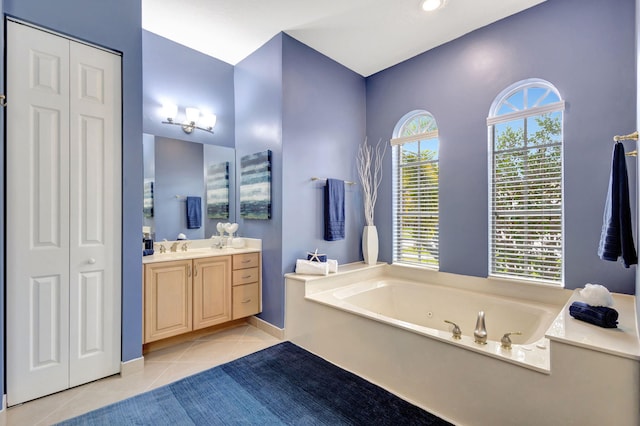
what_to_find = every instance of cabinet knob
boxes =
[88,258,96,264]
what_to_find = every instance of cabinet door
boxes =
[193,256,232,330]
[144,260,192,343]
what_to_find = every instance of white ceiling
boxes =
[142,0,547,77]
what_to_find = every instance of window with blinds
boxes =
[488,79,564,285]
[391,111,439,268]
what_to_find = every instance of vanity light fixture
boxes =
[161,103,217,134]
[421,0,446,12]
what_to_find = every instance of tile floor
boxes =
[0,323,281,425]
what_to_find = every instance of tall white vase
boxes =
[362,225,379,265]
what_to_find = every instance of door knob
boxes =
[88,258,96,264]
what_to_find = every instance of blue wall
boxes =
[234,34,366,328]
[281,34,366,271]
[235,34,285,327]
[143,31,235,149]
[366,0,637,294]
[2,0,144,398]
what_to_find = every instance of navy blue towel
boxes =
[598,142,637,267]
[186,196,202,229]
[142,249,155,256]
[324,179,345,241]
[569,301,618,328]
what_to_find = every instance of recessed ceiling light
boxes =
[421,0,446,12]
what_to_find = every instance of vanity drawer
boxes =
[233,252,259,270]
[232,282,260,319]
[233,267,259,286]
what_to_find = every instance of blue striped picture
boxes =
[240,150,272,219]
[207,161,229,219]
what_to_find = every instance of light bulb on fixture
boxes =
[160,104,216,134]
[201,113,217,131]
[182,107,200,133]
[422,0,445,12]
[162,103,178,122]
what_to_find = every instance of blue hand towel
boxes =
[324,179,345,241]
[598,142,637,267]
[142,249,155,256]
[186,196,202,229]
[569,301,618,328]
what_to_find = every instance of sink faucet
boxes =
[212,236,225,249]
[474,311,487,345]
[154,243,166,254]
[181,242,190,252]
[170,242,179,252]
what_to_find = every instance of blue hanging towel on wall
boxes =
[598,142,637,267]
[324,179,345,241]
[186,196,202,229]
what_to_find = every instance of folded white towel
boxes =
[579,283,614,307]
[327,259,338,273]
[295,259,329,275]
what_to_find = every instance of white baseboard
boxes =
[248,316,285,340]
[120,356,145,377]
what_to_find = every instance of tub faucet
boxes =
[474,311,487,345]
[444,320,462,340]
[500,332,522,350]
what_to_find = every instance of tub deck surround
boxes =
[285,263,640,425]
[546,291,640,361]
[308,277,559,373]
[288,262,566,373]
[142,238,261,264]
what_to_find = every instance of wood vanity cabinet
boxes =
[144,256,232,343]
[143,252,261,344]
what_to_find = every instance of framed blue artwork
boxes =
[143,180,154,218]
[207,161,230,219]
[240,150,272,219]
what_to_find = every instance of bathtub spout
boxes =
[474,311,487,345]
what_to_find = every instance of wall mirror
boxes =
[143,133,236,241]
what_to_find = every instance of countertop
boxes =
[143,238,261,264]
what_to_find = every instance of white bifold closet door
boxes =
[6,20,122,406]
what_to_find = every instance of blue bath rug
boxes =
[57,341,450,425]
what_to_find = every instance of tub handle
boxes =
[444,320,462,340]
[500,332,523,350]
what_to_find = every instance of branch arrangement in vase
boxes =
[357,139,387,226]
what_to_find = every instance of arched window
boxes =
[488,79,564,284]
[391,110,439,268]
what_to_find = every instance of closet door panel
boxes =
[7,21,123,405]
[6,20,71,406]
[69,40,122,386]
